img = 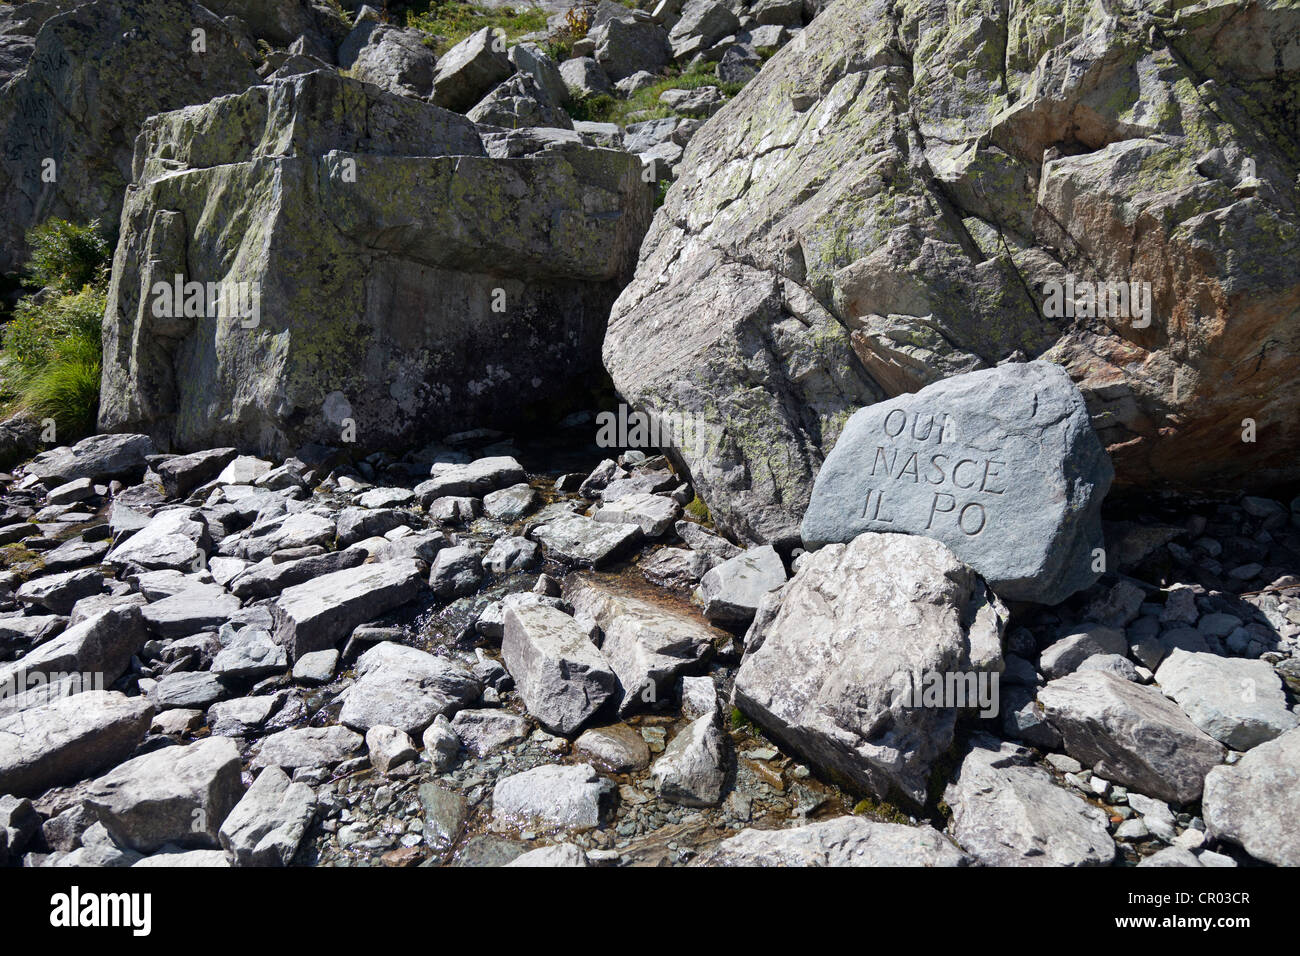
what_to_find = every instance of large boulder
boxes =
[801,362,1111,603]
[604,0,1300,547]
[733,532,1005,807]
[99,69,653,457]
[0,0,261,272]
[1039,669,1225,804]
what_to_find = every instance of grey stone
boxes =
[734,532,1005,806]
[16,567,103,615]
[83,737,244,853]
[640,546,716,589]
[696,545,786,625]
[567,576,720,715]
[427,496,481,525]
[802,363,1112,604]
[450,708,531,757]
[252,725,364,770]
[591,16,669,81]
[429,545,485,599]
[469,72,574,130]
[336,507,411,547]
[1203,726,1300,866]
[1040,625,1128,679]
[482,482,541,521]
[419,782,468,856]
[271,559,424,660]
[559,56,612,99]
[229,547,367,599]
[650,712,727,806]
[694,816,970,866]
[502,603,617,734]
[150,672,228,710]
[107,508,209,572]
[943,737,1114,866]
[212,627,287,679]
[155,448,238,499]
[347,23,437,99]
[337,641,480,735]
[140,584,241,638]
[207,696,281,736]
[218,765,316,866]
[506,843,591,867]
[509,41,568,106]
[422,714,461,771]
[668,0,739,59]
[574,724,651,772]
[1076,653,1141,681]
[1039,670,1225,804]
[0,605,146,696]
[292,649,339,685]
[492,763,616,831]
[1138,846,1203,867]
[675,520,741,560]
[482,536,541,575]
[22,434,156,485]
[418,457,527,502]
[594,492,681,537]
[1156,650,1297,750]
[365,724,418,773]
[432,26,513,112]
[530,513,643,567]
[0,691,153,797]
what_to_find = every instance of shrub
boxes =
[23,219,110,293]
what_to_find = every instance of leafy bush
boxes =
[23,219,110,293]
[0,220,109,438]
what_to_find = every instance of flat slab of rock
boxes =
[251,726,364,771]
[501,603,618,735]
[594,492,680,537]
[1039,670,1225,804]
[417,456,526,503]
[693,817,970,867]
[337,641,480,735]
[529,514,643,567]
[83,737,244,853]
[24,434,155,484]
[156,448,238,499]
[943,737,1115,866]
[271,559,424,660]
[802,362,1112,604]
[0,605,146,696]
[106,508,209,571]
[1203,727,1300,866]
[1155,649,1297,750]
[734,532,1004,806]
[141,585,242,638]
[492,763,615,832]
[229,548,366,600]
[0,691,153,796]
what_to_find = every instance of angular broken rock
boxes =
[802,362,1111,604]
[337,641,481,735]
[1039,670,1225,804]
[23,434,155,485]
[155,448,238,499]
[450,709,531,758]
[492,763,616,831]
[0,691,154,797]
[502,603,618,735]
[693,816,970,867]
[529,513,643,567]
[733,532,1005,807]
[417,457,526,503]
[696,544,786,625]
[574,723,651,773]
[1039,624,1128,679]
[218,765,316,867]
[943,737,1115,866]
[1154,649,1297,751]
[594,492,681,537]
[0,605,147,694]
[229,547,367,600]
[271,559,424,660]
[566,576,720,716]
[83,737,244,853]
[251,726,364,771]
[365,725,418,774]
[16,567,103,615]
[650,712,727,806]
[506,843,591,867]
[431,26,513,113]
[1203,726,1300,866]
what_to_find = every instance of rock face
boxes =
[802,363,1112,603]
[694,816,970,867]
[733,532,1005,806]
[1203,727,1300,867]
[1039,670,1225,804]
[0,0,263,272]
[604,0,1300,548]
[99,69,653,457]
